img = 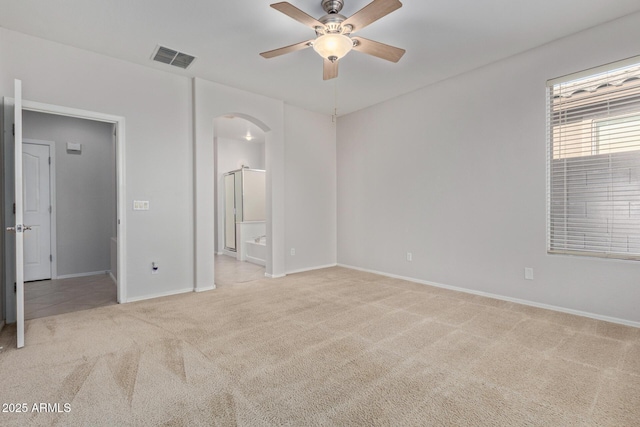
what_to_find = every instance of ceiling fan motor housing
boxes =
[322,0,344,14]
[317,12,352,36]
[261,0,406,80]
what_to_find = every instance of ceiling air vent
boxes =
[152,45,196,69]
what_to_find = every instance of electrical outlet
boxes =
[152,262,159,275]
[406,252,412,262]
[291,248,296,256]
[524,267,533,280]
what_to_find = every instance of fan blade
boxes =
[260,40,313,59]
[271,2,324,29]
[352,37,405,62]
[342,0,402,33]
[323,59,339,80]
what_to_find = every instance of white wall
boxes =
[217,139,265,172]
[284,104,337,273]
[337,12,640,324]
[1,28,194,300]
[23,111,115,277]
[215,137,265,253]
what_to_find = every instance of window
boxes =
[547,58,640,260]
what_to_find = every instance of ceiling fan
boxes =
[260,0,405,80]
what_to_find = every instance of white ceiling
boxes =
[2,1,640,116]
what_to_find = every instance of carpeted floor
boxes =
[0,267,638,426]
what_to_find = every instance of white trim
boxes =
[337,264,640,329]
[246,255,266,266]
[109,271,117,284]
[56,270,109,280]
[23,139,57,280]
[126,287,193,303]
[13,98,127,304]
[222,249,238,259]
[195,285,215,292]
[547,54,640,86]
[265,272,286,279]
[286,263,337,275]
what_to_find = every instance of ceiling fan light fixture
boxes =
[313,33,353,61]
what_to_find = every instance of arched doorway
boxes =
[193,77,286,292]
[213,115,267,286]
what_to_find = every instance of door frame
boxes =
[3,98,127,322]
[23,139,57,281]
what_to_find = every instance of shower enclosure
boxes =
[223,168,266,255]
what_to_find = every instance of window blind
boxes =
[546,59,640,260]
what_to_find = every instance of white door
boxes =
[12,79,25,348]
[23,143,52,281]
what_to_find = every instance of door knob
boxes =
[6,227,15,232]
[24,226,32,231]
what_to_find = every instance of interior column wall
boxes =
[284,104,337,273]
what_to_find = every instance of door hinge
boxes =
[12,124,15,136]
[50,254,53,262]
[13,203,16,214]
[14,283,16,293]
[49,205,52,214]
[49,157,51,165]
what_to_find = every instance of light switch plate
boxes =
[133,200,149,210]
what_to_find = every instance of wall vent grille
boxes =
[152,45,196,69]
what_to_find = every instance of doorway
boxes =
[3,97,126,329]
[20,112,117,319]
[213,115,266,287]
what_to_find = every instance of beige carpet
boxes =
[0,267,639,426]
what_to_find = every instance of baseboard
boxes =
[337,263,640,329]
[246,255,266,266]
[265,273,286,279]
[125,287,193,303]
[195,285,216,292]
[57,270,109,280]
[286,263,337,275]
[222,249,237,258]
[109,272,117,285]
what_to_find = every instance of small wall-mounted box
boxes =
[66,142,82,153]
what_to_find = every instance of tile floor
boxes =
[214,254,266,288]
[25,274,117,320]
[23,256,262,320]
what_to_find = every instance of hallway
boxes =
[25,274,117,320]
